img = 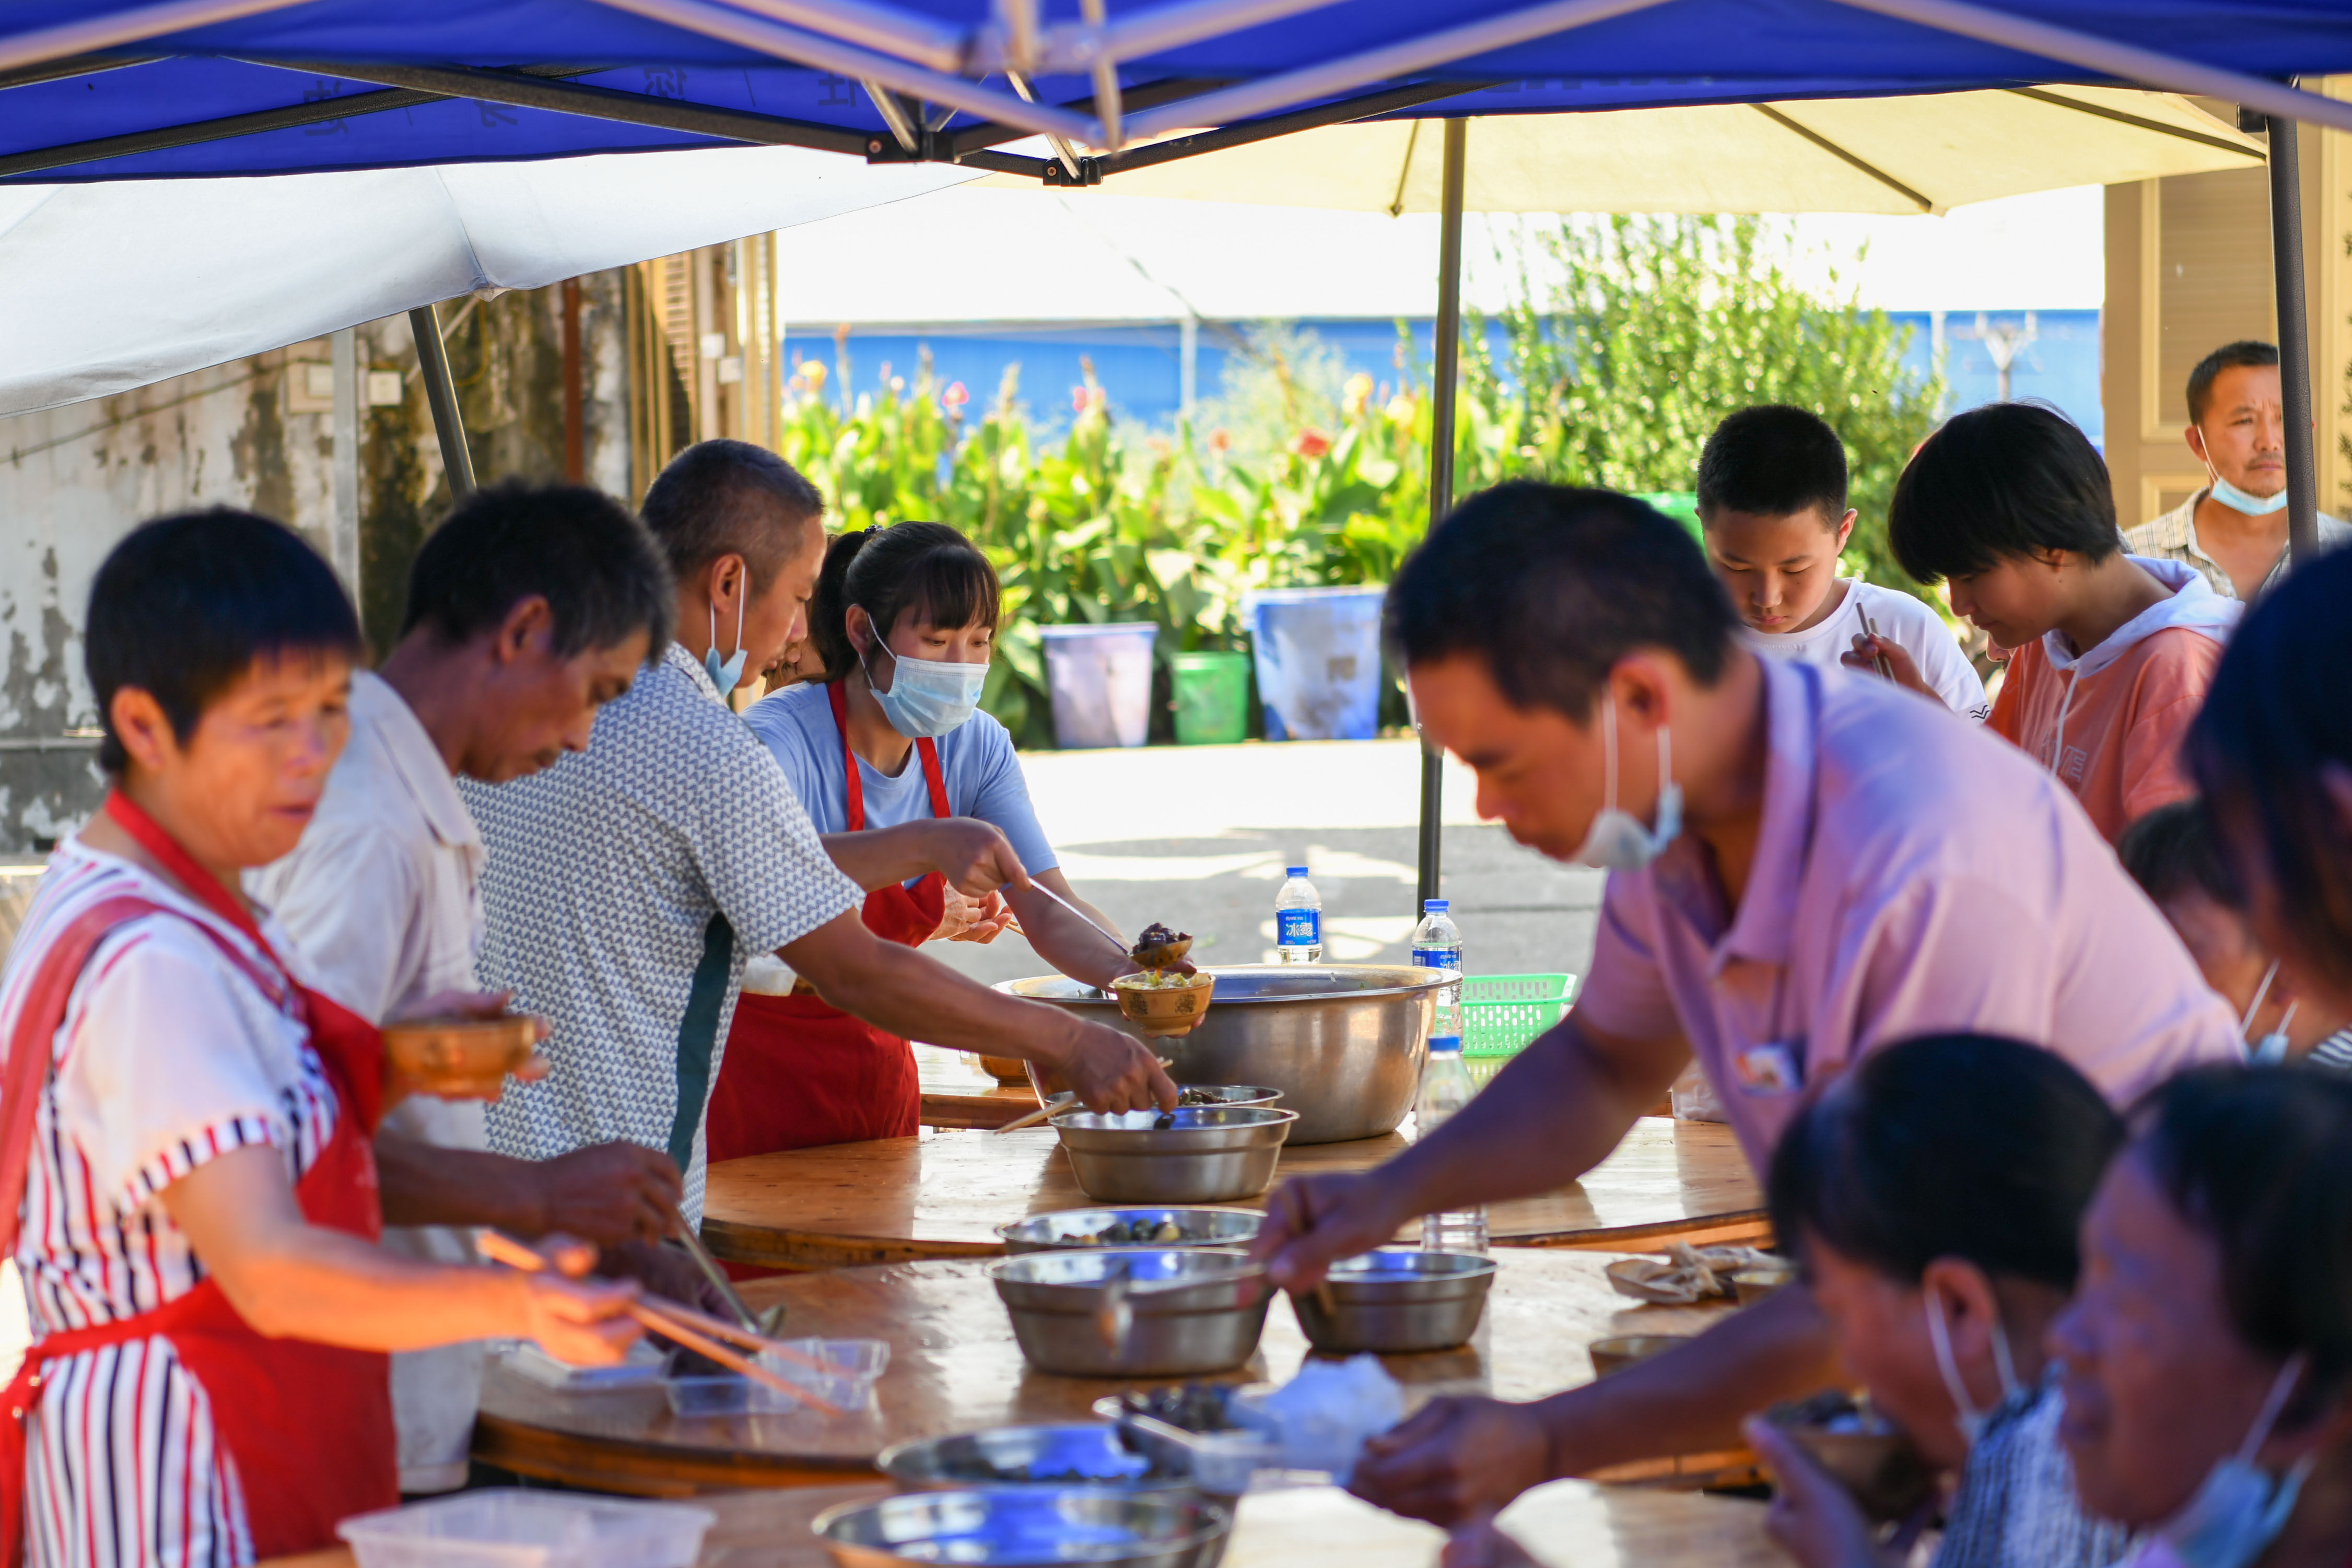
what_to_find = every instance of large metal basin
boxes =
[1000,966,1443,1144]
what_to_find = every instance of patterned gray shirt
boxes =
[466,642,863,1220]
[2123,493,2351,601]
[1933,1370,2136,1568]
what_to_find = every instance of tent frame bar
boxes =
[1415,116,1468,913]
[411,304,478,501]
[2267,110,2319,567]
[0,0,305,78]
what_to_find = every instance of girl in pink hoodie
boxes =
[1887,403,2240,844]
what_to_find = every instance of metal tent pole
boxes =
[409,303,477,499]
[2266,111,2318,567]
[1415,116,1467,916]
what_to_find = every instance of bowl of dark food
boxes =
[1175,1085,1280,1109]
[1289,1248,1496,1354]
[875,1424,1189,1495]
[990,1248,1271,1377]
[1095,1386,1279,1497]
[1049,1107,1297,1204]
[997,1208,1265,1255]
[381,1013,539,1094]
[812,1488,1231,1568]
[1768,1390,1936,1520]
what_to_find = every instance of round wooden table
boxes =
[474,1247,1740,1496]
[265,1477,1778,1568]
[703,1116,1764,1271]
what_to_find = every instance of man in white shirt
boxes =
[252,481,681,1494]
[2123,340,2350,601]
[1697,404,1990,720]
[470,442,1172,1225]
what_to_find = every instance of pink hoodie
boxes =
[1986,557,2241,843]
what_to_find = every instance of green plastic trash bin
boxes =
[1171,650,1251,745]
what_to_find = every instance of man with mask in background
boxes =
[1249,484,2241,1531]
[2124,341,2349,601]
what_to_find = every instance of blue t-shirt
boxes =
[743,681,1060,879]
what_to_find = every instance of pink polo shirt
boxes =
[1575,658,2242,1167]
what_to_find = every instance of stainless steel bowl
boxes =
[990,1247,1271,1377]
[1001,966,1444,1143]
[813,1487,1231,1568]
[997,1207,1265,1255]
[1050,1107,1297,1204]
[1176,1084,1281,1109]
[876,1423,1185,1493]
[1288,1247,1497,1353]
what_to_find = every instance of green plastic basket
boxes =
[1457,974,1575,1086]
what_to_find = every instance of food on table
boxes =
[1604,1242,1781,1304]
[1114,1384,1242,1434]
[1114,968,1197,990]
[1053,1217,1190,1245]
[1126,921,1193,975]
[1175,1087,1223,1106]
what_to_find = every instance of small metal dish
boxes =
[1175,1085,1281,1109]
[997,1207,1265,1255]
[1288,1248,1497,1353]
[812,1488,1232,1568]
[1050,1106,1297,1204]
[876,1423,1185,1493]
[1769,1393,1935,1520]
[1588,1333,1691,1377]
[991,1247,1271,1378]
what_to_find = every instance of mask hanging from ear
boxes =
[1570,690,1683,871]
[705,588,748,693]
[2240,961,2296,1066]
[1925,1285,2021,1448]
[2125,1355,2313,1568]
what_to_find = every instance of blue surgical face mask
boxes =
[2126,1355,2313,1568]
[2200,436,2288,517]
[1570,690,1682,872]
[705,592,748,693]
[2241,961,2296,1066]
[859,619,986,739]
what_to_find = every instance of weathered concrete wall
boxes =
[0,273,633,852]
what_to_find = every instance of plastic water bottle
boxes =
[1274,866,1322,964]
[1416,1043,1490,1254]
[1410,899,1465,1049]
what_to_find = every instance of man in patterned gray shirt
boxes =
[469,441,1172,1220]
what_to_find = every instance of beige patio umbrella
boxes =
[982,86,2261,214]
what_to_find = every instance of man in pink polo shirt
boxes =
[1251,482,2241,1527]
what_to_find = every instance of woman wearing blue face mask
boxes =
[710,522,1141,1156]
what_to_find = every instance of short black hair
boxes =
[1888,402,2119,583]
[2138,1065,2352,1422]
[639,440,825,592]
[401,480,673,659]
[1769,1034,2125,1292]
[809,521,999,683]
[2186,545,2352,1002]
[86,509,362,775]
[1385,482,1739,722]
[2117,799,2236,909]
[2187,341,2279,426]
[1696,405,1850,523]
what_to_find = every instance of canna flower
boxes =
[1343,372,1374,419]
[802,361,829,392]
[1292,428,1331,460]
[943,381,969,408]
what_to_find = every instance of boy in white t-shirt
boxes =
[1698,405,1990,720]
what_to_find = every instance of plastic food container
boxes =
[338,1491,713,1568]
[504,1338,668,1392]
[664,1338,890,1418]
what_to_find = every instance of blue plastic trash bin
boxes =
[1245,586,1387,742]
[1038,623,1159,748]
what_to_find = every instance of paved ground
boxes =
[925,736,1606,990]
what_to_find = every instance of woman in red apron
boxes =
[710,522,1142,1158]
[0,510,641,1566]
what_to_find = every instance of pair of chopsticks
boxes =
[476,1231,846,1417]
[993,1056,1177,1135]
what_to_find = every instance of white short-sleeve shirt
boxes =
[1740,578,1990,721]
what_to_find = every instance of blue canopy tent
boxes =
[4,0,2348,900]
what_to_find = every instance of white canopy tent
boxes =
[0,143,980,417]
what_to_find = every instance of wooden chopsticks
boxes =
[475,1231,847,1417]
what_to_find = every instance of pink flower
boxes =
[943,381,969,408]
[1292,428,1331,460]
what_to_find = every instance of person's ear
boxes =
[108,686,179,775]
[2265,1378,2352,1470]
[1834,510,1857,553]
[845,603,874,656]
[1609,653,1676,731]
[706,553,745,612]
[1920,1257,2004,1370]
[2185,424,2212,465]
[491,595,555,667]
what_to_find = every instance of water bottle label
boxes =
[1411,946,1461,972]
[1277,908,1320,946]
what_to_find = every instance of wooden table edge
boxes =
[473,1411,885,1496]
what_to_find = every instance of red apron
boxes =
[0,792,396,1565]
[707,682,949,1159]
